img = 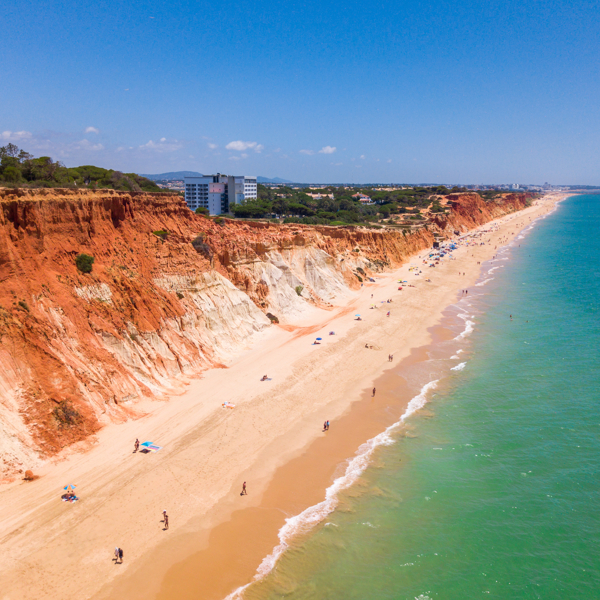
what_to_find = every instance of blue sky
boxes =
[2,0,599,183]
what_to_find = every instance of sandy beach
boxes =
[0,193,568,600]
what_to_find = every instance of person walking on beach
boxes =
[324,420,327,431]
[372,387,376,397]
[114,547,120,563]
[162,510,169,530]
[326,420,330,430]
[134,439,139,452]
[118,547,123,563]
[241,482,248,495]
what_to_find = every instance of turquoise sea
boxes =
[240,194,600,600]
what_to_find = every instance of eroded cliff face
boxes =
[0,188,530,478]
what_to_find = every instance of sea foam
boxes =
[454,315,475,340]
[475,278,494,287]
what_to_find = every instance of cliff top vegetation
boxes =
[0,144,162,192]
[229,183,468,226]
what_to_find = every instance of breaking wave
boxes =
[475,278,494,287]
[455,315,475,340]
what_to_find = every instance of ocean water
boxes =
[239,194,600,600]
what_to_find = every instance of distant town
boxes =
[150,175,571,196]
[144,171,574,218]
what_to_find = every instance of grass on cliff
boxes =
[52,401,82,429]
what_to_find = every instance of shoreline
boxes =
[150,194,568,600]
[0,193,569,600]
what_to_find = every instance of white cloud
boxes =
[1,130,32,141]
[139,138,183,152]
[207,143,218,149]
[73,139,104,151]
[85,126,99,134]
[228,155,241,161]
[331,162,343,166]
[241,153,248,158]
[255,144,264,153]
[360,154,365,159]
[387,159,392,163]
[226,140,259,151]
[319,146,336,154]
[299,149,314,155]
[273,148,281,153]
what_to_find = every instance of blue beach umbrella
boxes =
[316,337,322,340]
[63,484,76,491]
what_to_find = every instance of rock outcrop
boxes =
[0,187,531,478]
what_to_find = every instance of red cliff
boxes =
[0,187,531,478]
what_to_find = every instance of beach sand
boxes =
[0,193,567,600]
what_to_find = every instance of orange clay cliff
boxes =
[0,187,532,478]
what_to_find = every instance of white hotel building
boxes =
[184,174,257,215]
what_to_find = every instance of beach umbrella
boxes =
[355,314,361,316]
[64,484,76,491]
[316,337,322,340]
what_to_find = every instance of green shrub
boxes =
[18,300,29,312]
[2,166,23,182]
[195,207,209,216]
[176,292,184,300]
[153,230,169,240]
[295,285,304,296]
[75,253,95,273]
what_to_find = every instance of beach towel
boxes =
[140,441,162,452]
